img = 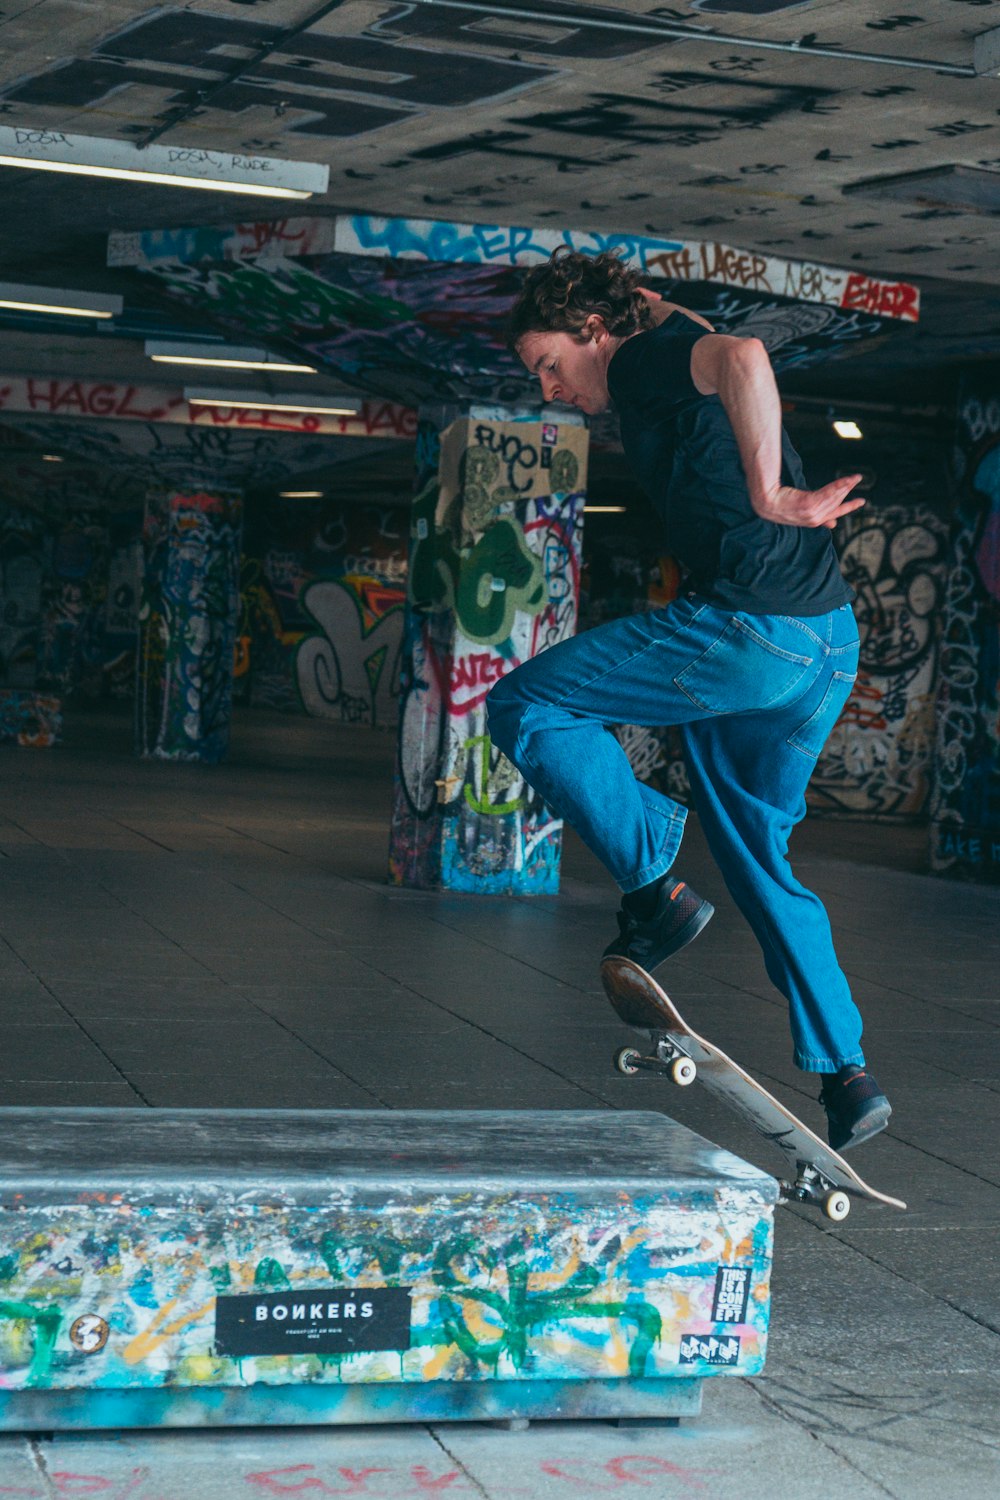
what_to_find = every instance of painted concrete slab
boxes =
[0,1109,776,1426]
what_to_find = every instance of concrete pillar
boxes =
[136,488,243,763]
[930,376,1000,880]
[389,403,588,892]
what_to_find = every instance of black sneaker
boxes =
[820,1066,891,1153]
[602,878,714,972]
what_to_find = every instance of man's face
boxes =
[516,326,612,416]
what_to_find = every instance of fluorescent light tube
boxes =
[146,341,317,374]
[833,420,863,440]
[0,281,122,319]
[0,127,328,199]
[279,490,325,499]
[185,387,362,416]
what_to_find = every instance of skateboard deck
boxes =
[601,955,905,1220]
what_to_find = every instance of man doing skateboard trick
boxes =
[486,248,891,1153]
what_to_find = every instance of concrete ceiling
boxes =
[0,0,999,412]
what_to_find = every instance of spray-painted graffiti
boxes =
[0,689,61,747]
[931,380,1000,879]
[809,507,948,819]
[339,217,918,320]
[0,464,143,704]
[0,1181,771,1402]
[136,489,243,763]
[37,511,112,699]
[296,579,404,728]
[239,497,408,718]
[0,374,414,445]
[0,506,45,688]
[390,410,588,892]
[110,211,912,411]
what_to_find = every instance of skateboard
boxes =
[600,955,905,1222]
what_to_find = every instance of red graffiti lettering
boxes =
[409,1467,465,1493]
[449,653,508,695]
[245,1466,338,1494]
[353,400,418,440]
[23,378,181,421]
[607,1454,711,1488]
[50,1476,117,1495]
[187,403,323,433]
[841,273,919,322]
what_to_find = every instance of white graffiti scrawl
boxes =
[296,580,403,727]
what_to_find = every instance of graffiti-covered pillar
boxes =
[389,404,588,893]
[930,377,1000,881]
[136,488,243,763]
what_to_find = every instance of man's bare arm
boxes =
[636,289,864,526]
[689,331,866,530]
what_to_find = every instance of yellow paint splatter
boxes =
[122,1298,215,1366]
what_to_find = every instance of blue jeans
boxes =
[487,596,862,1072]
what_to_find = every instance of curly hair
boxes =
[505,247,654,352]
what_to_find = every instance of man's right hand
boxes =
[752,473,866,530]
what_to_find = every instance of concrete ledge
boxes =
[0,1108,777,1429]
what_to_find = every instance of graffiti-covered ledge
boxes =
[0,1107,777,1431]
[108,213,920,409]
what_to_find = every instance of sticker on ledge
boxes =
[541,423,558,446]
[69,1314,109,1354]
[711,1265,751,1325]
[215,1287,412,1358]
[679,1334,741,1367]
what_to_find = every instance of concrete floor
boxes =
[0,705,998,1498]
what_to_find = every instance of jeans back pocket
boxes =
[787,670,856,759]
[675,616,813,716]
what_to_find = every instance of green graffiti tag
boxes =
[158,262,410,339]
[462,735,524,816]
[550,449,579,494]
[254,1258,292,1289]
[313,1227,661,1377]
[0,1301,63,1387]
[431,1238,661,1377]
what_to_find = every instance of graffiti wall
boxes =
[0,461,143,705]
[931,379,1000,880]
[808,504,949,819]
[390,407,587,893]
[136,489,243,764]
[239,494,407,726]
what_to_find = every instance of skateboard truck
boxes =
[779,1162,852,1222]
[614,1033,698,1088]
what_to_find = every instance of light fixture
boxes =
[146,341,317,374]
[833,420,863,440]
[0,281,122,319]
[0,127,328,199]
[185,387,362,417]
[279,490,324,499]
[41,454,64,462]
[584,505,627,513]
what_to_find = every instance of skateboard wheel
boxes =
[670,1056,697,1087]
[614,1047,642,1076]
[822,1190,851,1222]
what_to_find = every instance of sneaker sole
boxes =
[832,1100,892,1154]
[642,899,716,972]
